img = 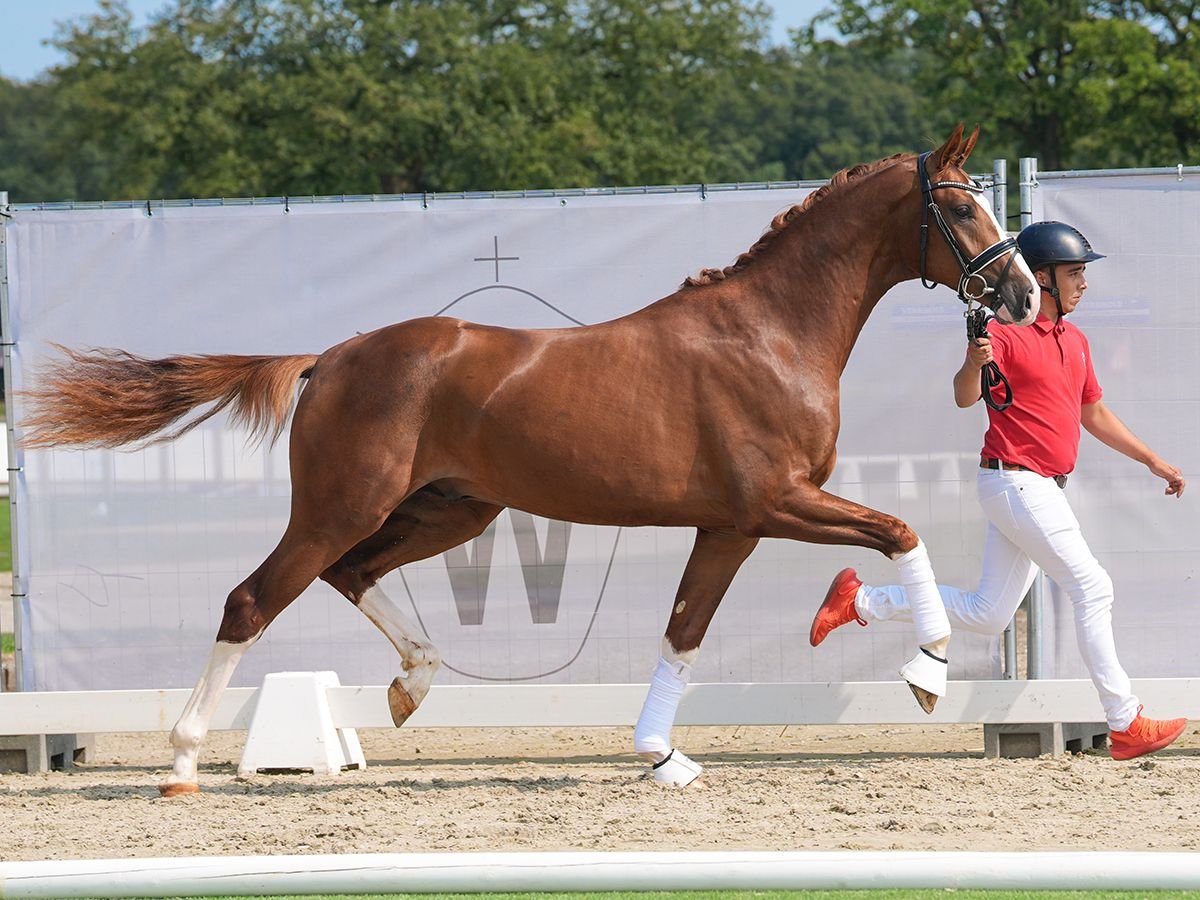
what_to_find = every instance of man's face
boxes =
[1037,263,1088,315]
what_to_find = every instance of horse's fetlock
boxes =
[170,722,202,750]
[405,644,441,674]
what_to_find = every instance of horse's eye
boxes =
[953,204,973,219]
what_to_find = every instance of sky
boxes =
[0,0,830,81]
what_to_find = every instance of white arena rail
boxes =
[2,677,1199,734]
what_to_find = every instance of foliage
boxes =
[4,0,1200,204]
[0,496,9,574]
[809,0,1200,169]
[26,0,798,199]
[0,77,81,201]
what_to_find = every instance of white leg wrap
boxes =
[633,657,690,755]
[899,647,948,697]
[894,539,951,646]
[650,748,703,787]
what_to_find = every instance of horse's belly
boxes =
[445,448,730,528]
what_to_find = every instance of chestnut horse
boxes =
[20,125,1037,794]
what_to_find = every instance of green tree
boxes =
[767,39,927,180]
[43,0,792,199]
[0,78,80,202]
[814,0,1200,168]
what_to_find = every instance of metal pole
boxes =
[1019,157,1038,230]
[991,158,1007,228]
[0,190,22,691]
[1026,574,1045,680]
[992,160,1021,679]
[1017,157,1047,678]
[1002,620,1018,679]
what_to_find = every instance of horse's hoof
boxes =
[388,676,417,726]
[650,748,703,787]
[908,683,938,714]
[159,781,200,798]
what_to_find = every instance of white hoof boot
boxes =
[899,648,948,714]
[650,748,703,787]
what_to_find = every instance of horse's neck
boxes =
[748,173,914,371]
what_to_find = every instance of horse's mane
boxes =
[682,153,908,288]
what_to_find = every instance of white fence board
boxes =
[1,678,1197,735]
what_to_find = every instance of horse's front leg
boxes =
[634,528,758,787]
[734,477,951,712]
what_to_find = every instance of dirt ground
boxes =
[3,722,1200,861]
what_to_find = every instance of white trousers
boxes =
[857,468,1138,731]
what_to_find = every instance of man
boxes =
[810,221,1188,761]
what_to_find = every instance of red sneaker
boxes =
[809,568,866,647]
[1109,707,1188,761]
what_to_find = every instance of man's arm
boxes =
[952,339,991,408]
[1081,399,1186,497]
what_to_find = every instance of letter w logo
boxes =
[444,511,572,626]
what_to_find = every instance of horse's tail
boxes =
[19,345,321,450]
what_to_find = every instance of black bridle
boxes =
[917,151,1019,307]
[917,151,1018,412]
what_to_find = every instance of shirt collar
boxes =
[1032,312,1063,335]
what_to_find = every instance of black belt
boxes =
[980,457,1067,489]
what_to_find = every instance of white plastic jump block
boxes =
[238,671,366,778]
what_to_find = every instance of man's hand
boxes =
[1149,457,1186,497]
[966,337,993,368]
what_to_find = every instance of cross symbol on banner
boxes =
[474,235,520,283]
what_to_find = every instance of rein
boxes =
[917,151,1017,413]
[965,306,1012,411]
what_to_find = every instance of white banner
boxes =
[1036,173,1200,682]
[8,188,1007,691]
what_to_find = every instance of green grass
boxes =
[0,496,10,572]
[0,393,8,573]
[121,893,1200,900]
[0,453,9,653]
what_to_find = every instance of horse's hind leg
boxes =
[162,517,384,797]
[321,488,503,726]
[634,528,758,787]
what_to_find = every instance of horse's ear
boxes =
[932,123,969,169]
[959,125,981,164]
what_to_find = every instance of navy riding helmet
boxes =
[1016,221,1105,271]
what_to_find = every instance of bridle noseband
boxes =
[917,151,1019,307]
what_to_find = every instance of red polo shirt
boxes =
[980,313,1102,477]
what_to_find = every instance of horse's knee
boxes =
[215,584,267,644]
[884,522,919,558]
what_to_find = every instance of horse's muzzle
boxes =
[992,280,1037,326]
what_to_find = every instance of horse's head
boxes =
[917,124,1038,326]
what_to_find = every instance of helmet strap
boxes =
[1039,268,1065,319]
[1049,268,1065,318]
